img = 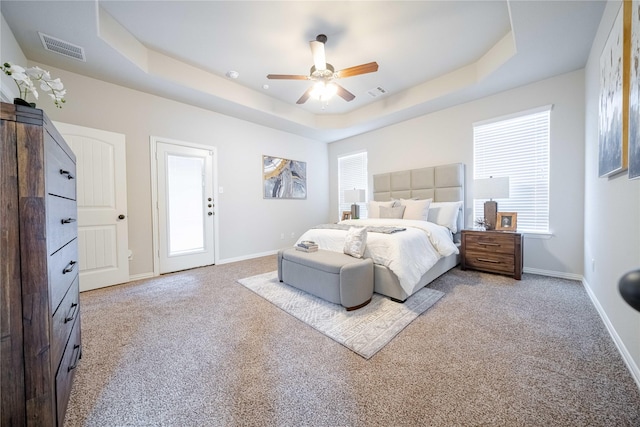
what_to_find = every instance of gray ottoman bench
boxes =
[277,248,374,311]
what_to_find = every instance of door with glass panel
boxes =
[156,142,215,274]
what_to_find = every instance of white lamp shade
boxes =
[344,189,366,203]
[474,177,510,200]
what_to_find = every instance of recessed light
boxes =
[226,70,239,79]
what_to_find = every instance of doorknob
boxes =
[619,269,640,312]
[118,214,126,220]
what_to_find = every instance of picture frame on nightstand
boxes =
[496,212,517,231]
[341,211,352,221]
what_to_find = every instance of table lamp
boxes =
[474,177,509,230]
[344,189,366,219]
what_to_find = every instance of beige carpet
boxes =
[237,270,444,359]
[64,256,640,426]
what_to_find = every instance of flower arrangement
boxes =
[2,62,66,108]
[474,217,491,230]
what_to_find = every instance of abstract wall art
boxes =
[629,0,640,179]
[263,155,307,199]
[599,5,627,177]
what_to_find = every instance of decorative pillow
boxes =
[399,198,432,221]
[428,201,463,233]
[343,227,367,258]
[379,205,406,219]
[367,200,396,219]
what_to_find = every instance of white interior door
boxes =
[155,142,215,274]
[54,122,129,291]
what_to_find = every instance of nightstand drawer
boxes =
[464,250,515,274]
[464,233,514,254]
[461,229,523,280]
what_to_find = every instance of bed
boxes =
[297,162,465,302]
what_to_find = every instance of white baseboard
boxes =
[523,266,583,281]
[582,278,640,391]
[216,249,279,265]
[129,272,154,282]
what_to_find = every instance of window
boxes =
[338,152,368,219]
[473,106,551,233]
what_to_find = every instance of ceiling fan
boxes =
[266,34,379,105]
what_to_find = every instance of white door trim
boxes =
[150,136,219,276]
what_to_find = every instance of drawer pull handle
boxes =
[59,169,75,180]
[65,302,79,323]
[61,218,76,224]
[476,258,501,264]
[67,344,81,372]
[478,242,499,246]
[62,260,77,274]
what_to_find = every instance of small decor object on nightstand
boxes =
[496,212,517,231]
[474,217,491,230]
[341,211,352,221]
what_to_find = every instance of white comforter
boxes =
[296,218,458,295]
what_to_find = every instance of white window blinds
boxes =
[338,152,368,219]
[473,106,551,233]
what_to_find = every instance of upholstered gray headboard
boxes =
[372,163,465,237]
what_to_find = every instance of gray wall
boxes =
[584,0,640,386]
[328,70,586,279]
[20,63,330,276]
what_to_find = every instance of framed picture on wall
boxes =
[496,212,517,231]
[629,0,640,179]
[598,5,627,177]
[263,155,307,199]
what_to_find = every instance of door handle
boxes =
[118,214,126,220]
[619,269,640,312]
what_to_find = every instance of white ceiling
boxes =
[1,1,605,142]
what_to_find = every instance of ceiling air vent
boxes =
[367,86,387,98]
[39,32,86,62]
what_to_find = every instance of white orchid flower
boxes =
[9,64,25,74]
[48,78,64,90]
[3,61,66,108]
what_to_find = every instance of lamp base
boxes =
[350,204,360,219]
[484,201,498,230]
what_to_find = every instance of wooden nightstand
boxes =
[461,229,523,280]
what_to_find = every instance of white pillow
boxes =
[367,200,396,219]
[379,205,406,219]
[343,227,367,258]
[400,198,432,221]
[428,201,463,233]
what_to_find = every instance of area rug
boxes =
[237,271,444,359]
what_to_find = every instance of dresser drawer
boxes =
[55,315,81,427]
[45,137,76,200]
[49,239,79,313]
[46,195,77,255]
[464,233,514,254]
[464,250,515,274]
[51,276,80,367]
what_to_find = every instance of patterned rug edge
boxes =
[237,271,444,359]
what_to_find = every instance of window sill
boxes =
[522,231,553,239]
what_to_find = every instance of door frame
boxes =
[150,136,219,276]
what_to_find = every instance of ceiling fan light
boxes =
[310,81,337,101]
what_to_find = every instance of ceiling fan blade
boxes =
[334,84,355,102]
[336,62,379,78]
[310,40,326,71]
[266,74,309,80]
[296,87,314,104]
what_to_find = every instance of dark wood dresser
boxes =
[1,102,81,426]
[461,229,523,280]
